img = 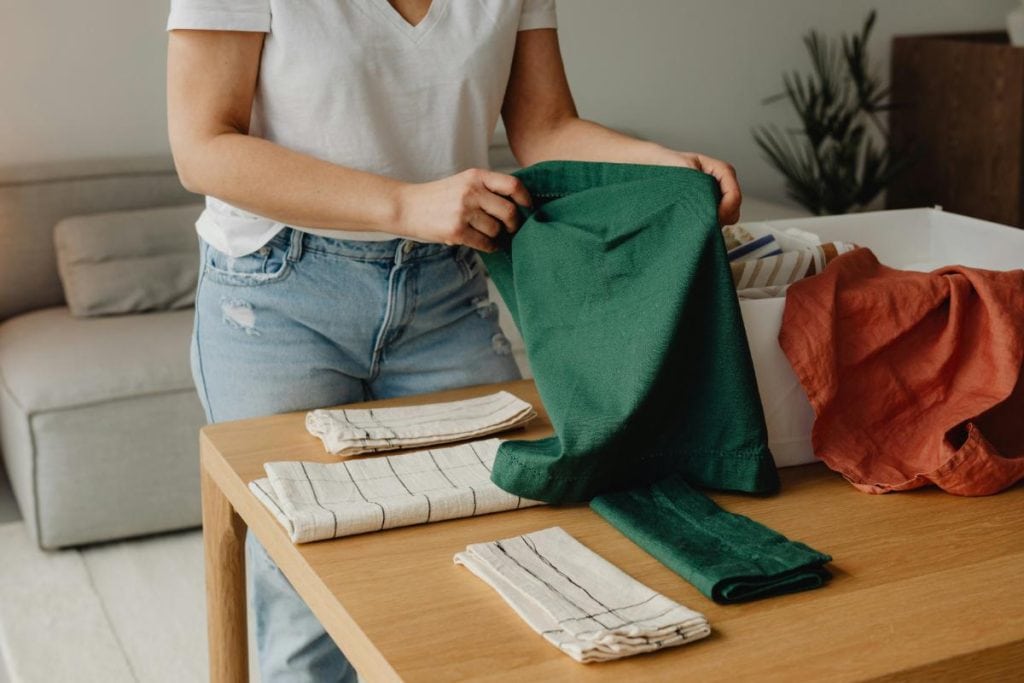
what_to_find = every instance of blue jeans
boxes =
[190,228,521,682]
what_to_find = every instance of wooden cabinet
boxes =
[887,32,1024,228]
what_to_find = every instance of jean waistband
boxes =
[267,228,461,263]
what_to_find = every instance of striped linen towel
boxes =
[250,438,544,543]
[733,241,859,295]
[455,526,710,663]
[305,391,536,456]
[724,225,784,262]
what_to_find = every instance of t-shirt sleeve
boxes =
[166,0,271,33]
[518,0,557,31]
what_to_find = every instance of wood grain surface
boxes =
[201,379,1024,682]
[201,462,249,683]
[888,32,1024,228]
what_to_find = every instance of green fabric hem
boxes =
[590,475,831,604]
[512,160,718,202]
[714,566,833,603]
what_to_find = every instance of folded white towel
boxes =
[250,438,544,543]
[455,527,711,663]
[305,390,537,456]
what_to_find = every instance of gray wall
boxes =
[0,0,1015,205]
[0,1,171,168]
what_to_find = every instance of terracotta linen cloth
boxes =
[779,247,1024,495]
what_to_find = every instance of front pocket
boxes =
[203,241,292,286]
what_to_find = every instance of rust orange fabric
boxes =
[779,247,1024,495]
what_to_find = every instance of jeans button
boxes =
[258,246,271,256]
[402,241,415,255]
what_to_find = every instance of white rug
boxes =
[0,522,259,683]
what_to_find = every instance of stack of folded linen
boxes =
[723,223,784,260]
[454,526,711,663]
[305,390,536,455]
[723,223,858,298]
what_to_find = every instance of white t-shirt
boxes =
[167,0,558,256]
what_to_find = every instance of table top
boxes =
[200,379,1024,682]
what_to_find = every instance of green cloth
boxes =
[482,161,778,502]
[480,160,832,604]
[590,475,832,603]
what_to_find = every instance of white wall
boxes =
[0,0,1015,205]
[0,1,171,168]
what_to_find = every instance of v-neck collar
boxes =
[361,0,450,43]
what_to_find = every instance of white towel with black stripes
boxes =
[305,390,537,456]
[454,526,711,663]
[250,438,543,543]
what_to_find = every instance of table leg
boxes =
[202,462,249,683]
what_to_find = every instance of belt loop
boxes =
[286,228,304,262]
[395,239,414,266]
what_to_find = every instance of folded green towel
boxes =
[482,161,779,502]
[591,475,832,603]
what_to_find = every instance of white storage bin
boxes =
[741,208,1024,467]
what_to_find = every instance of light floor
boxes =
[0,466,19,683]
[0,463,256,683]
[0,467,18,526]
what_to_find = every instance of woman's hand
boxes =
[395,169,533,252]
[652,150,743,227]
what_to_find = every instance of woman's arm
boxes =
[167,30,528,251]
[501,29,741,226]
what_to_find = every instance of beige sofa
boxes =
[0,157,206,548]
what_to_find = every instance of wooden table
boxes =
[200,379,1024,682]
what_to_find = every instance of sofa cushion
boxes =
[0,157,200,323]
[54,204,203,317]
[0,306,195,413]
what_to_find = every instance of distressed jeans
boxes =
[190,227,521,682]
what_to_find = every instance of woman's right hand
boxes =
[394,169,533,252]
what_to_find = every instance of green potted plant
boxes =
[753,11,908,215]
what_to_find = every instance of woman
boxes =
[167,1,741,680]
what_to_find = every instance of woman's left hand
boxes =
[659,151,742,226]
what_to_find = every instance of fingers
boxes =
[698,155,742,225]
[477,192,521,233]
[458,226,498,253]
[440,169,526,253]
[468,208,502,239]
[480,171,532,209]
